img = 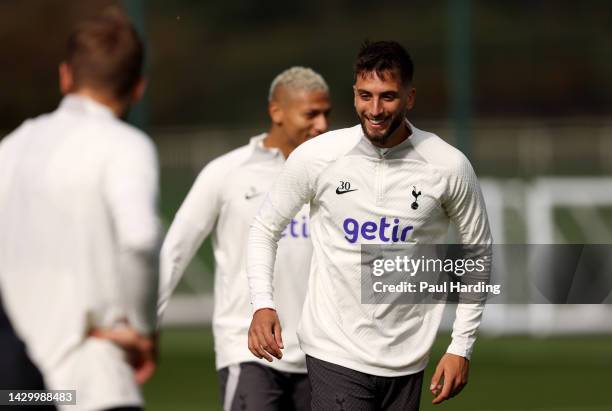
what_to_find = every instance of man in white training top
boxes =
[0,8,159,411]
[247,41,492,410]
[158,67,331,410]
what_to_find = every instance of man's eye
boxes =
[359,94,371,100]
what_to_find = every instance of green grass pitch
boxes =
[144,327,612,411]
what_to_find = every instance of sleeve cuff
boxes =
[446,339,474,360]
[252,296,276,313]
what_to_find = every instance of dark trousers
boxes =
[306,355,423,411]
[219,362,311,411]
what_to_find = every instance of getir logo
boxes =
[281,215,309,239]
[343,217,414,243]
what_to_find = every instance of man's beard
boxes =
[119,104,133,122]
[358,111,405,146]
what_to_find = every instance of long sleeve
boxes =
[104,133,161,335]
[443,156,493,359]
[247,146,314,311]
[157,162,223,318]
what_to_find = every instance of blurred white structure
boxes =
[480,178,612,335]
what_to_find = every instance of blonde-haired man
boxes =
[158,66,331,410]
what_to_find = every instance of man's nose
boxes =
[312,114,329,135]
[369,99,383,117]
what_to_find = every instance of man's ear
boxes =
[130,77,147,104]
[406,87,416,110]
[269,100,283,125]
[59,62,74,95]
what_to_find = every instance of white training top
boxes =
[248,121,492,377]
[158,134,311,373]
[0,95,160,410]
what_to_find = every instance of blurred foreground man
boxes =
[0,8,160,411]
[158,67,331,410]
[247,41,492,410]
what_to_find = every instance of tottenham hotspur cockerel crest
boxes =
[411,186,421,210]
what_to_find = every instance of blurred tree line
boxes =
[1,0,610,131]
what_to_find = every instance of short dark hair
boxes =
[354,40,414,86]
[65,7,144,99]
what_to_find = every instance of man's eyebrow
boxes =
[355,89,399,95]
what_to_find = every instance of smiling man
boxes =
[353,55,415,148]
[247,41,492,410]
[158,67,331,411]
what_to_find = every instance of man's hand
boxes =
[248,308,283,362]
[430,353,470,404]
[89,326,158,384]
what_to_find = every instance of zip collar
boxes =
[356,119,418,160]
